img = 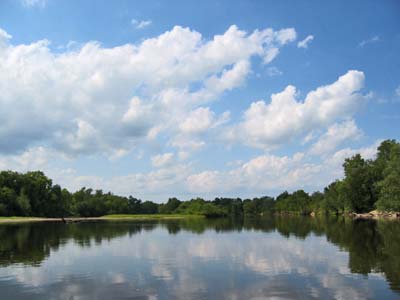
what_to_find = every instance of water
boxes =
[0,216,399,299]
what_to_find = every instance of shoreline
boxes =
[347,211,400,220]
[1,211,399,224]
[0,214,204,223]
[273,211,400,220]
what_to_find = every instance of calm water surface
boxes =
[0,217,399,299]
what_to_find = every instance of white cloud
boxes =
[309,120,363,156]
[302,131,317,145]
[325,140,380,171]
[186,140,380,196]
[275,28,297,45]
[359,35,380,47]
[0,140,380,200]
[151,153,174,168]
[186,152,321,194]
[56,163,192,198]
[0,24,380,201]
[170,136,205,152]
[131,19,152,29]
[179,107,229,134]
[0,25,295,157]
[0,28,12,42]
[297,35,314,48]
[224,70,366,149]
[0,146,55,172]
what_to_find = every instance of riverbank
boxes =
[348,210,400,220]
[275,210,400,220]
[0,214,203,223]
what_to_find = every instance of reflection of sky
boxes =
[0,227,398,300]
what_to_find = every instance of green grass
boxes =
[0,216,42,219]
[0,214,204,223]
[101,214,204,220]
[0,216,48,223]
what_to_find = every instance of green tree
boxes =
[140,201,158,214]
[323,181,346,214]
[15,189,31,216]
[158,197,181,214]
[0,187,17,216]
[376,144,400,211]
[22,171,53,217]
[341,154,375,213]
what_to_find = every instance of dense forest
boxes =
[0,139,399,218]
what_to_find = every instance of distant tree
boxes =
[127,197,141,214]
[0,187,17,216]
[22,171,53,217]
[376,143,400,211]
[15,189,31,216]
[323,181,346,214]
[341,154,376,213]
[213,197,243,216]
[158,197,181,214]
[309,191,324,212]
[140,201,158,214]
[243,199,257,215]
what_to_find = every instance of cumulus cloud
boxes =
[224,70,366,149]
[0,139,379,200]
[325,140,380,170]
[186,141,380,196]
[0,24,379,201]
[309,120,363,156]
[0,146,56,172]
[297,35,314,48]
[57,163,192,198]
[179,107,230,134]
[0,25,295,156]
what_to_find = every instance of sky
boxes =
[0,0,399,202]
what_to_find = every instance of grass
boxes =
[0,214,204,223]
[0,216,50,223]
[101,214,204,220]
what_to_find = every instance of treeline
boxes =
[0,140,399,218]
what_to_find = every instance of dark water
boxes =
[0,217,399,300]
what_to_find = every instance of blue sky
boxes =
[0,0,399,201]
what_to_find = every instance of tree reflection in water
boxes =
[0,216,399,295]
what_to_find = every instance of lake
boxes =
[0,216,399,299]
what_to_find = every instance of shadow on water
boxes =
[0,216,400,294]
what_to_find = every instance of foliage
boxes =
[375,143,400,211]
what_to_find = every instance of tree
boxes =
[376,144,400,211]
[0,187,17,216]
[140,201,158,214]
[243,199,257,215]
[341,154,375,213]
[158,197,181,214]
[22,171,53,217]
[127,197,141,214]
[15,189,31,216]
